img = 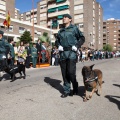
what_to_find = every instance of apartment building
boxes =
[0,0,15,18]
[37,0,103,49]
[103,18,120,51]
[21,0,103,49]
[0,0,103,49]
[0,0,53,42]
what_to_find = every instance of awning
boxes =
[48,8,57,13]
[57,15,63,19]
[56,0,66,3]
[58,5,69,11]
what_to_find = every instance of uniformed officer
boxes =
[0,30,10,70]
[8,39,15,66]
[25,42,31,68]
[31,43,38,68]
[55,14,85,98]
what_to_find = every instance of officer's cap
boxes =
[63,14,72,19]
[0,30,4,35]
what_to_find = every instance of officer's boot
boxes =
[73,81,78,95]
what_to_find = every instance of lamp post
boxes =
[32,0,34,42]
[89,32,92,49]
[50,20,52,47]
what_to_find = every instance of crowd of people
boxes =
[1,13,120,99]
[51,47,120,66]
[0,30,51,69]
[0,30,120,70]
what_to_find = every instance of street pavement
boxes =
[0,58,120,120]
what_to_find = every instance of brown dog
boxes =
[82,64,103,102]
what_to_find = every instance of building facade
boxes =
[37,0,103,49]
[103,18,120,51]
[0,0,53,42]
[0,0,103,50]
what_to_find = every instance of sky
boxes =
[15,0,120,20]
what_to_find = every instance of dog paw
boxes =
[89,95,92,98]
[83,98,87,102]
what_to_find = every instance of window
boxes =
[40,20,46,25]
[103,29,106,32]
[37,31,41,35]
[19,27,25,34]
[40,5,47,9]
[78,23,84,28]
[74,14,83,19]
[40,13,46,17]
[74,5,83,10]
[9,25,13,32]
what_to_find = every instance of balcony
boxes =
[40,16,47,21]
[48,19,63,26]
[56,0,66,3]
[40,8,47,13]
[74,0,83,5]
[40,0,47,5]
[74,18,83,24]
[74,9,83,15]
[48,9,70,18]
[48,0,69,9]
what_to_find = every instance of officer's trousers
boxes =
[32,57,37,68]
[60,59,78,94]
[25,56,31,68]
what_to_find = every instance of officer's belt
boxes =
[63,47,72,51]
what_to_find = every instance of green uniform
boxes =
[0,38,10,55]
[9,43,15,58]
[55,24,85,95]
[56,24,85,61]
[8,43,15,66]
[31,47,38,68]
[0,37,10,70]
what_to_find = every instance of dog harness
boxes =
[85,71,98,83]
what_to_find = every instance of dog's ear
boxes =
[90,64,95,70]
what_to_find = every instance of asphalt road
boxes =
[0,58,120,120]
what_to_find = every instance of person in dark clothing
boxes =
[55,14,85,98]
[0,30,10,71]
[25,42,31,68]
[8,39,15,66]
[36,39,42,53]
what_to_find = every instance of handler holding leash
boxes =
[55,14,85,98]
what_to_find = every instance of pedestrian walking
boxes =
[55,14,85,98]
[31,43,38,68]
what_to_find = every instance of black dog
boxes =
[4,64,26,81]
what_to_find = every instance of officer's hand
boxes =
[58,45,63,51]
[72,46,77,51]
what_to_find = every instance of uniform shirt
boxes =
[55,24,85,60]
